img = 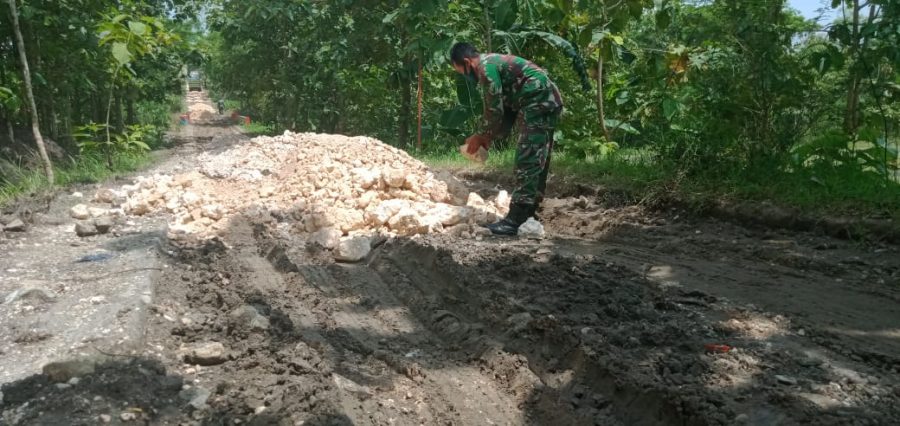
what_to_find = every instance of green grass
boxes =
[418,146,900,221]
[0,152,152,207]
[241,122,278,136]
[417,146,665,193]
[682,163,900,220]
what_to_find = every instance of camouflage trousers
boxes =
[511,106,561,207]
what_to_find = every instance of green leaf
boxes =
[494,0,518,31]
[112,42,132,65]
[132,140,151,151]
[128,21,148,36]
[438,105,473,134]
[655,9,671,30]
[455,74,482,114]
[382,11,398,24]
[605,118,639,135]
[591,30,607,48]
[662,98,678,120]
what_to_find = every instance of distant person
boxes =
[217,99,225,115]
[450,42,563,235]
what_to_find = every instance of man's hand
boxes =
[464,134,490,155]
[460,134,490,163]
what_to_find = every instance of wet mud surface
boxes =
[2,121,900,425]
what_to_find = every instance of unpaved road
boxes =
[2,93,900,425]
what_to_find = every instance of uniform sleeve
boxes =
[480,62,505,139]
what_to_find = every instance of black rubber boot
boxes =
[485,203,535,236]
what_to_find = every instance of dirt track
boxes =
[2,93,899,425]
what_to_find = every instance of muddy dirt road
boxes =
[2,93,899,425]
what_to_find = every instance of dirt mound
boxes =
[188,102,217,122]
[101,132,509,259]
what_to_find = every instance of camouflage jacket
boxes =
[476,53,563,139]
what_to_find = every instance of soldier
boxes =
[450,42,564,235]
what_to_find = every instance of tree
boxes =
[6,0,53,182]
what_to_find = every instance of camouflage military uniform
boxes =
[477,54,563,207]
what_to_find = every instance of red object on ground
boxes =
[244,116,251,125]
[704,344,732,353]
[464,134,490,155]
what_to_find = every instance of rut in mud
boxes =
[7,201,897,425]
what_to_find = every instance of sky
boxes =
[788,0,839,22]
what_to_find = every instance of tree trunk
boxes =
[399,68,411,148]
[7,0,53,182]
[483,0,492,51]
[844,0,862,137]
[126,90,136,125]
[417,57,423,150]
[114,92,124,134]
[597,50,611,143]
[5,119,13,145]
[0,66,13,144]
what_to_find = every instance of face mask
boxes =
[464,63,478,82]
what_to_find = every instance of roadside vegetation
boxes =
[205,0,899,219]
[2,0,898,220]
[0,0,200,205]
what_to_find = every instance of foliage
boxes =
[201,0,899,212]
[74,122,152,157]
[0,151,151,207]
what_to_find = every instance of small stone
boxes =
[334,236,372,262]
[181,191,202,207]
[201,204,225,220]
[388,208,427,236]
[75,222,99,237]
[310,227,343,249]
[426,203,469,226]
[72,191,84,198]
[4,287,54,304]
[517,218,545,239]
[90,296,107,305]
[466,193,486,208]
[259,186,276,197]
[94,188,122,204]
[383,168,406,188]
[123,199,151,216]
[3,219,26,232]
[333,373,374,398]
[775,375,798,386]
[536,248,552,255]
[99,414,112,423]
[89,207,109,218]
[507,312,533,325]
[472,227,491,237]
[43,356,104,382]
[184,342,227,366]
[140,295,152,305]
[254,406,267,415]
[735,413,749,423]
[229,305,270,331]
[94,216,114,234]
[70,204,90,220]
[179,386,211,409]
[494,190,511,213]
[120,412,137,422]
